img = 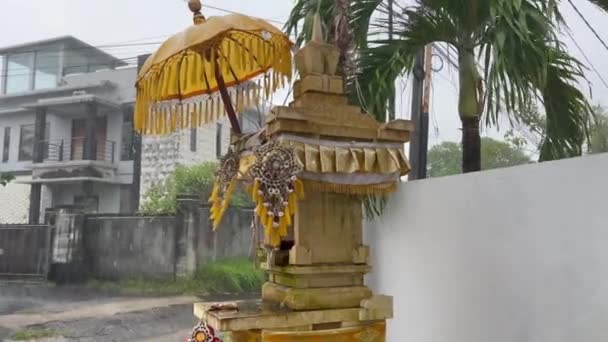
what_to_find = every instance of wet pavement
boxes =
[0,282,254,341]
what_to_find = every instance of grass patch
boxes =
[87,258,264,296]
[194,258,265,293]
[12,328,62,340]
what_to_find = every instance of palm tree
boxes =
[286,0,596,172]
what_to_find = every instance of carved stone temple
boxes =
[194,22,413,342]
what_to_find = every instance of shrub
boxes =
[140,162,252,215]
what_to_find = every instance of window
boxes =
[5,53,33,94]
[121,112,135,161]
[216,123,223,159]
[190,128,197,152]
[2,50,59,94]
[18,123,49,161]
[34,50,59,90]
[2,127,10,162]
[18,124,34,161]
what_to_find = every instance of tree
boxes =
[286,0,595,173]
[588,108,608,154]
[427,138,532,177]
[505,104,608,156]
[140,162,252,215]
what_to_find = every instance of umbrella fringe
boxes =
[135,36,292,135]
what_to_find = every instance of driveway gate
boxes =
[0,224,53,279]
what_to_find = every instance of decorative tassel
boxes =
[284,205,292,226]
[134,31,293,136]
[251,179,260,202]
[209,183,220,203]
[278,218,288,237]
[295,179,305,199]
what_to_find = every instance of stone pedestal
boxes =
[194,296,392,341]
[259,190,373,311]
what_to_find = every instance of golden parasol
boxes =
[134,0,293,135]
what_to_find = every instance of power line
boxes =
[1,2,288,60]
[432,44,459,70]
[565,29,608,90]
[567,0,608,53]
[1,2,291,78]
[202,4,286,26]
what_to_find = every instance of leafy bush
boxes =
[140,162,252,215]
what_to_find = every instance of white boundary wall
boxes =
[365,153,608,342]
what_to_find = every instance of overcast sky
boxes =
[2,0,608,149]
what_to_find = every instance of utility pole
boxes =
[387,0,396,121]
[408,45,432,181]
[132,54,150,212]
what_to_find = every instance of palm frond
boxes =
[284,0,334,47]
[539,47,594,160]
[482,0,552,127]
[586,0,608,12]
[363,195,387,220]
[421,0,491,35]
[481,1,593,161]
[350,0,383,49]
[356,2,459,121]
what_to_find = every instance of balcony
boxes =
[43,137,116,163]
[28,138,118,184]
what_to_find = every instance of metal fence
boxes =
[0,224,53,279]
[42,138,116,163]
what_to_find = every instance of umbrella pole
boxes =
[214,66,242,134]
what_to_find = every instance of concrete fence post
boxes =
[43,207,57,278]
[175,195,201,278]
[197,205,216,265]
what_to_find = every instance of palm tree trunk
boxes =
[331,0,353,77]
[458,48,482,172]
[461,117,481,172]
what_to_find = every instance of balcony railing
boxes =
[41,138,116,163]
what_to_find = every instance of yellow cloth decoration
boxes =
[285,141,410,176]
[304,179,397,196]
[135,14,293,135]
[253,178,304,247]
[209,180,236,230]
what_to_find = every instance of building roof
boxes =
[0,81,113,102]
[0,35,126,67]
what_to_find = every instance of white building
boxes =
[0,36,140,222]
[0,36,248,222]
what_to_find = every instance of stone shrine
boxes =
[194,17,412,342]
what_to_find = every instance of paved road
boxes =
[0,283,250,341]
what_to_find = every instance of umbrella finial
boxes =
[188,0,206,24]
